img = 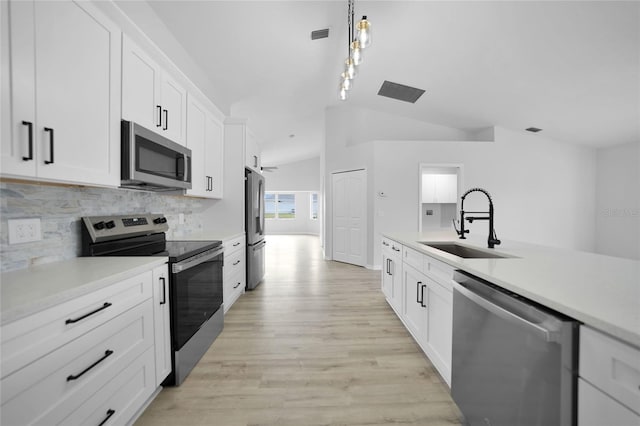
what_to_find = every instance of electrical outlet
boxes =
[8,218,42,244]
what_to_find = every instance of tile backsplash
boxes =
[1,181,213,272]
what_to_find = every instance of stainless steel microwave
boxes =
[121,120,192,192]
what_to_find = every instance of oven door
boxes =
[170,247,223,350]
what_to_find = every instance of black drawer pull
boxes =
[156,105,162,127]
[420,284,427,308]
[65,302,112,324]
[98,409,116,426]
[22,121,33,160]
[233,242,240,247]
[66,350,113,381]
[233,260,241,266]
[163,109,168,130]
[233,282,241,289]
[44,127,54,164]
[416,281,423,305]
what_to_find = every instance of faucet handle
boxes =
[452,219,468,236]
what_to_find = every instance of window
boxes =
[265,192,296,219]
[310,193,318,220]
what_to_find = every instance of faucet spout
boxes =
[459,188,501,248]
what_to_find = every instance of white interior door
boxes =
[332,169,366,266]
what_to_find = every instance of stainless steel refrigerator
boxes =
[245,168,265,290]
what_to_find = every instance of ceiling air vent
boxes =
[311,28,329,40]
[378,80,425,103]
[526,127,542,133]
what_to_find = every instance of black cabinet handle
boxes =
[416,281,423,305]
[233,282,241,289]
[382,241,389,247]
[22,121,33,161]
[163,109,168,130]
[253,155,258,168]
[65,302,112,324]
[156,105,162,127]
[233,242,240,247]
[420,284,427,308]
[392,246,400,252]
[66,350,113,381]
[385,258,390,275]
[160,277,166,305]
[233,260,241,266]
[44,127,54,164]
[98,409,116,426]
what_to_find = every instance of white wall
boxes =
[323,105,598,268]
[595,141,640,260]
[264,157,321,235]
[373,128,597,265]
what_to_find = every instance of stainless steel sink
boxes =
[419,242,512,259]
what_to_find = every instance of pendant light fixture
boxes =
[338,0,371,101]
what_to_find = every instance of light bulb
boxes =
[356,16,371,49]
[340,72,352,91]
[345,58,357,80]
[339,85,348,101]
[350,40,363,66]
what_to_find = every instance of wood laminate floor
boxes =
[135,235,462,426]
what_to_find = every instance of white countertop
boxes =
[384,231,640,348]
[1,257,167,325]
[180,231,244,242]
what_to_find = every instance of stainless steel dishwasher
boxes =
[451,270,578,426]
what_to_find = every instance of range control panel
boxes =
[82,214,169,243]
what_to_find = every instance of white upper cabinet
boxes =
[422,174,458,204]
[1,0,120,187]
[205,112,224,198]
[186,94,224,199]
[122,35,186,146]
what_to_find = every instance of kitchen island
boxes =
[383,231,640,347]
[382,231,640,424]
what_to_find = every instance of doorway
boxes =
[331,169,366,267]
[419,164,463,233]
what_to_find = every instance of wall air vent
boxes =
[526,127,542,133]
[378,80,425,103]
[311,28,329,40]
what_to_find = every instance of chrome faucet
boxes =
[453,188,501,248]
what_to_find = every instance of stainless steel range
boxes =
[81,214,223,386]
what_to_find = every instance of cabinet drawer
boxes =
[402,246,424,273]
[1,270,152,378]
[579,378,640,425]
[224,235,245,255]
[224,267,245,313]
[1,299,154,425]
[425,255,455,291]
[224,248,245,280]
[59,347,156,426]
[580,326,640,415]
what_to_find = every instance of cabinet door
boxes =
[402,264,426,343]
[578,379,640,426]
[33,1,120,186]
[424,279,453,384]
[122,36,161,131]
[1,0,37,177]
[381,253,393,301]
[436,174,458,203]
[160,73,186,146]
[421,174,436,203]
[152,265,171,386]
[206,113,224,199]
[185,95,207,197]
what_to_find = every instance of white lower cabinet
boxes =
[1,265,168,426]
[381,238,403,314]
[223,234,246,313]
[578,326,640,425]
[382,237,453,386]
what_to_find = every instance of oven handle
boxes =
[172,247,224,273]
[453,281,559,343]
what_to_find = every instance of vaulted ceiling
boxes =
[141,1,639,166]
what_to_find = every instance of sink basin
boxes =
[419,242,511,259]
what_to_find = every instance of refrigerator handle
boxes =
[258,178,265,235]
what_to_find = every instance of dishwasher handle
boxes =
[453,280,560,343]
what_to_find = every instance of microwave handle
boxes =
[183,153,189,182]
